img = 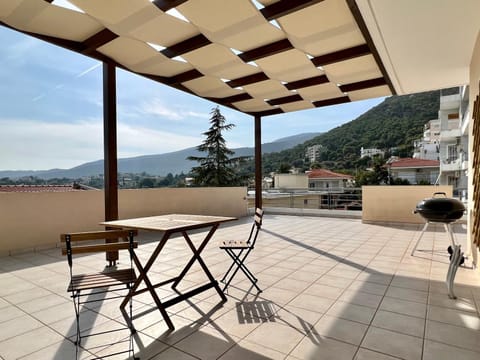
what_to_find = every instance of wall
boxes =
[274,174,308,189]
[362,185,452,224]
[468,30,480,264]
[0,187,247,255]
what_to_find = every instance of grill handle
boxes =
[433,192,447,198]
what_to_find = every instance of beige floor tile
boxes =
[379,296,427,318]
[303,283,344,300]
[243,322,306,355]
[372,310,425,337]
[0,314,43,342]
[219,338,285,359]
[273,304,324,332]
[258,286,299,305]
[427,304,480,330]
[0,304,26,323]
[347,280,388,296]
[150,346,198,360]
[385,286,428,304]
[175,325,239,360]
[0,326,64,359]
[16,293,70,314]
[338,289,383,309]
[423,339,480,360]
[390,275,429,291]
[288,293,335,313]
[17,340,95,360]
[315,274,354,289]
[273,278,311,293]
[205,307,263,338]
[311,314,368,345]
[289,334,358,360]
[361,326,423,360]
[428,293,478,313]
[426,319,480,352]
[3,286,53,305]
[49,309,112,339]
[354,348,401,360]
[143,315,200,345]
[31,300,78,324]
[326,300,376,324]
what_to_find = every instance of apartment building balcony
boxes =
[441,158,463,172]
[440,128,462,141]
[0,187,479,360]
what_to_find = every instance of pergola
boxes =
[2,0,480,260]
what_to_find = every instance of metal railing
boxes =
[247,187,362,211]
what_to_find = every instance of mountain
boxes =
[0,132,321,179]
[261,89,442,173]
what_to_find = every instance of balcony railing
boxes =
[247,188,363,211]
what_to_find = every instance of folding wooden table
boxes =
[101,214,236,330]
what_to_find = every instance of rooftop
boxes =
[307,169,353,179]
[388,158,440,169]
[1,214,479,359]
[0,184,83,193]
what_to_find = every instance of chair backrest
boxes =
[247,208,263,247]
[60,230,138,268]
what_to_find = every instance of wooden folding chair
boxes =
[220,208,263,292]
[61,229,139,360]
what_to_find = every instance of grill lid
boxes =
[414,192,465,223]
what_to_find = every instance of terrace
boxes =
[1,1,480,359]
[1,213,479,360]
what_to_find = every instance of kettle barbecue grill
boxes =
[411,192,466,299]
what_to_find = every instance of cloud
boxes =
[0,118,201,170]
[141,99,209,121]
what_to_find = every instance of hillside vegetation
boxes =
[261,90,441,174]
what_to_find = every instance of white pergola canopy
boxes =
[2,0,478,117]
[1,0,479,117]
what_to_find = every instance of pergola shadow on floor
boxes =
[0,214,479,360]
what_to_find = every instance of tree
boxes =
[187,107,246,186]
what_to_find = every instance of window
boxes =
[447,144,458,161]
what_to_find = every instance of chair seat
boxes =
[68,268,136,292]
[219,240,250,249]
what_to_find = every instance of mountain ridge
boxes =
[0,132,321,179]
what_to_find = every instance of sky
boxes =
[0,26,386,171]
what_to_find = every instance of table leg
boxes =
[172,225,227,302]
[121,231,175,330]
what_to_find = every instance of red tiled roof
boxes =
[0,185,80,193]
[388,158,440,168]
[307,169,353,179]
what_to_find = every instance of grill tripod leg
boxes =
[411,222,429,256]
[446,244,463,299]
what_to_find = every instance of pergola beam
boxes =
[254,115,262,210]
[103,62,119,264]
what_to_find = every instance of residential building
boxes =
[437,87,469,199]
[411,87,469,198]
[360,147,384,159]
[307,169,353,190]
[413,119,440,161]
[305,144,323,163]
[387,158,440,184]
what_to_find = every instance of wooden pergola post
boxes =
[254,115,262,210]
[103,62,119,264]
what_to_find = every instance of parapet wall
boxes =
[362,185,453,224]
[0,187,247,255]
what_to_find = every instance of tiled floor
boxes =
[1,214,479,359]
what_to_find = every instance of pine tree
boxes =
[187,107,246,186]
